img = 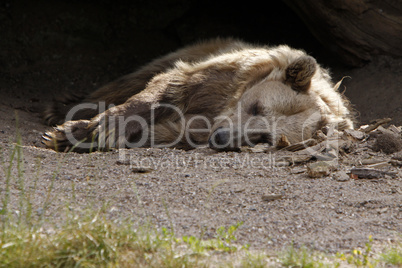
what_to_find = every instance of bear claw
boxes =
[42,120,96,153]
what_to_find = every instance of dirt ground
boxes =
[0,1,401,254]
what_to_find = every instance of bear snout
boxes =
[209,126,273,151]
[208,127,232,149]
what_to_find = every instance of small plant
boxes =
[279,242,338,268]
[182,221,245,254]
[350,235,376,267]
[280,243,317,268]
[336,236,378,267]
[380,245,402,266]
[215,221,245,251]
[240,252,268,268]
[182,235,207,254]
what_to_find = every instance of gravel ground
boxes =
[0,115,401,253]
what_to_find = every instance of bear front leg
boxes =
[42,99,158,152]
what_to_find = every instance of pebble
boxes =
[36,208,44,216]
[307,161,337,178]
[333,171,350,182]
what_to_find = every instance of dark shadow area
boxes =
[0,0,401,126]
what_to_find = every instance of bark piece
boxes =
[359,118,392,133]
[240,143,271,153]
[278,153,313,164]
[390,160,402,167]
[388,125,401,135]
[343,129,366,141]
[276,134,291,149]
[350,168,397,179]
[281,138,317,152]
[262,194,283,202]
[364,162,391,169]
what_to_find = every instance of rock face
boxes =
[282,0,402,66]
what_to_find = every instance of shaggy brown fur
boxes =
[42,38,353,152]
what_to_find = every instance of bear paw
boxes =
[42,120,96,153]
[42,112,143,152]
[285,56,317,92]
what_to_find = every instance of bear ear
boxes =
[285,56,317,92]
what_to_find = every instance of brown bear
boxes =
[42,38,353,152]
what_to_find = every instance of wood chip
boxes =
[296,142,325,155]
[296,139,340,156]
[314,147,339,161]
[375,125,394,135]
[343,129,366,140]
[276,153,312,164]
[388,125,401,135]
[281,138,317,152]
[274,161,291,167]
[240,143,271,153]
[314,153,337,161]
[360,159,387,165]
[233,188,246,193]
[262,194,283,202]
[276,134,291,149]
[360,118,392,133]
[365,162,391,169]
[291,167,306,174]
[390,160,402,167]
[349,168,397,179]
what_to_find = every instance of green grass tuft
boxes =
[0,212,194,267]
[381,246,402,266]
[280,243,330,268]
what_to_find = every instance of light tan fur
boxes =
[42,38,353,152]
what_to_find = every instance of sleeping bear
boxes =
[42,38,353,152]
